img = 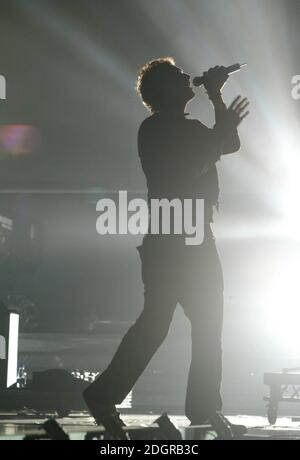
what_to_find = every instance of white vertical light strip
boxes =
[0,336,6,360]
[7,313,19,388]
[0,75,6,100]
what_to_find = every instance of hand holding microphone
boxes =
[194,63,249,126]
[202,66,230,97]
[193,64,247,86]
[193,63,247,98]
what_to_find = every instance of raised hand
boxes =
[226,96,250,127]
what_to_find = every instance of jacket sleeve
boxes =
[213,123,241,154]
[192,120,240,175]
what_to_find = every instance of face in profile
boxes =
[165,65,195,107]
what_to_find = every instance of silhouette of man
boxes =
[84,57,249,434]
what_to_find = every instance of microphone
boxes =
[193,63,247,87]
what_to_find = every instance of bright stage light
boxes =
[262,258,300,357]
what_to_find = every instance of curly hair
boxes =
[136,57,176,113]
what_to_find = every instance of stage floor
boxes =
[1,412,300,440]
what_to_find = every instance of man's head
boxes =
[136,57,195,114]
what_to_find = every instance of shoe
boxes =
[190,412,247,439]
[209,412,234,439]
[227,421,247,436]
[209,412,247,439]
[83,389,127,440]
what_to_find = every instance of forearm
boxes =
[210,93,240,154]
[209,92,227,125]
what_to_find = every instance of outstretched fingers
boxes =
[239,110,250,122]
[229,96,249,111]
[235,99,250,114]
[229,96,250,124]
[229,96,242,110]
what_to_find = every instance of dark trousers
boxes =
[87,233,223,422]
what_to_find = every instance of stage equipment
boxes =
[264,369,300,425]
[85,425,162,441]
